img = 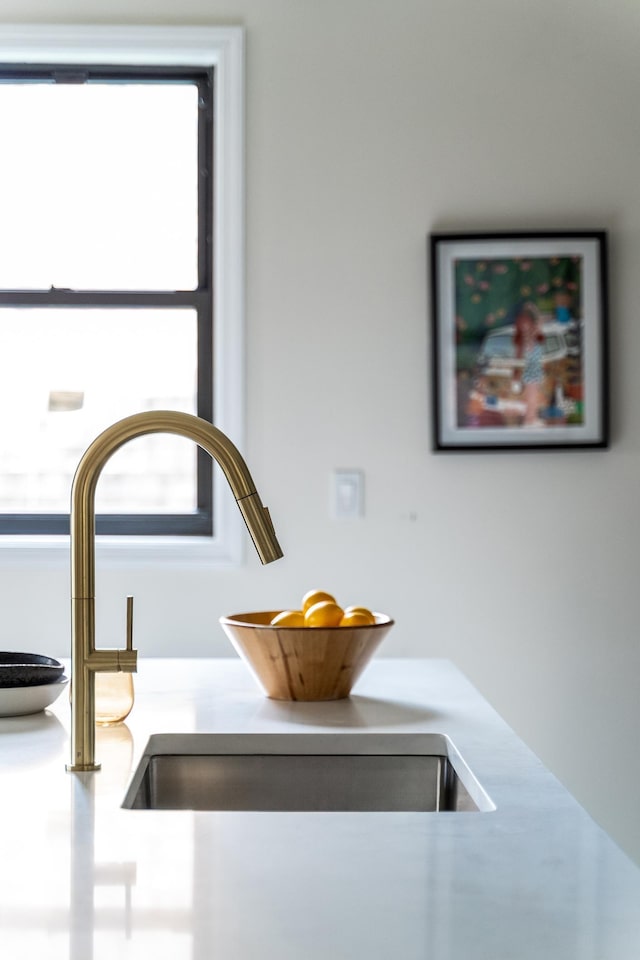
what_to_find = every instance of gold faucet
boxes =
[66,410,283,772]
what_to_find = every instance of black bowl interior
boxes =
[0,652,65,688]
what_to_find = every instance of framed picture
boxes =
[430,231,608,450]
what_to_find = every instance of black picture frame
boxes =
[430,231,609,451]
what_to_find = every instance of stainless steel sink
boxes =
[122,733,494,813]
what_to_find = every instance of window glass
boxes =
[0,308,198,514]
[0,83,198,290]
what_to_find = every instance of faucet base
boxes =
[66,762,102,772]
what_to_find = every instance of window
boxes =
[0,26,245,558]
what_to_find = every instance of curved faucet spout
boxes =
[67,411,283,772]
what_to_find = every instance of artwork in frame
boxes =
[429,231,609,451]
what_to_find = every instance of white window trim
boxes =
[0,25,246,568]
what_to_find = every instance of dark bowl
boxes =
[0,653,65,688]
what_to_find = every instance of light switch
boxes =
[332,470,364,519]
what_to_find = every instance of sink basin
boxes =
[122,733,494,813]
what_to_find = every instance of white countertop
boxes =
[1,658,639,959]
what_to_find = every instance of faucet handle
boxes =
[118,595,137,674]
[126,595,134,651]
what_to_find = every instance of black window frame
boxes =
[0,63,215,536]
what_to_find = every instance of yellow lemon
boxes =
[340,610,375,627]
[301,589,337,614]
[270,610,305,627]
[304,600,344,627]
[342,605,375,625]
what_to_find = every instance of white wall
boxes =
[1,0,639,864]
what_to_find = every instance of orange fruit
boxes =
[342,605,375,624]
[270,610,305,627]
[340,611,375,627]
[304,600,344,627]
[301,589,337,614]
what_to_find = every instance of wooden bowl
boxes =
[219,611,394,701]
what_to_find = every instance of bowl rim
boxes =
[0,652,63,667]
[220,611,394,629]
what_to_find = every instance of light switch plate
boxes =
[332,470,364,519]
